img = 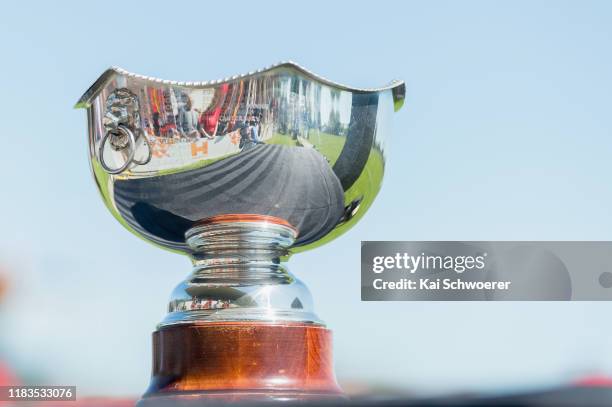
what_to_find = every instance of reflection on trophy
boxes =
[76,61,404,404]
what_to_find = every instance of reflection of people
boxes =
[147,87,181,138]
[234,110,263,148]
[178,95,200,139]
[249,113,259,143]
[199,84,229,139]
[238,119,251,148]
[248,110,263,144]
[161,89,180,138]
[147,88,163,137]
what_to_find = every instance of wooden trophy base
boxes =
[137,322,344,405]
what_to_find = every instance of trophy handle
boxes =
[131,131,152,166]
[98,125,136,174]
[99,124,152,174]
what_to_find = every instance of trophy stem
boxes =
[186,214,296,287]
[139,214,343,403]
[160,214,323,326]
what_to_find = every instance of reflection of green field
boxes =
[266,133,298,147]
[345,148,384,209]
[306,131,345,166]
[267,132,346,165]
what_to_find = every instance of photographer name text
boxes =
[371,252,512,291]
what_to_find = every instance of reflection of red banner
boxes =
[200,83,230,135]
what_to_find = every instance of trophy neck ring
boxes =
[185,214,297,258]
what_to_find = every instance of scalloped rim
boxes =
[75,60,404,108]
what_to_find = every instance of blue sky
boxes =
[1,0,612,397]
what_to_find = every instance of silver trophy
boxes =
[77,61,404,403]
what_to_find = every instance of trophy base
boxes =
[138,322,344,405]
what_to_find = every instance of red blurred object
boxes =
[0,271,8,303]
[575,375,612,387]
[0,362,18,386]
[0,363,19,407]
[200,83,229,135]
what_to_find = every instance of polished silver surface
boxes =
[77,61,404,325]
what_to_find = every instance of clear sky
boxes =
[1,0,612,397]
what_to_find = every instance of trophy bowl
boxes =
[77,61,404,404]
